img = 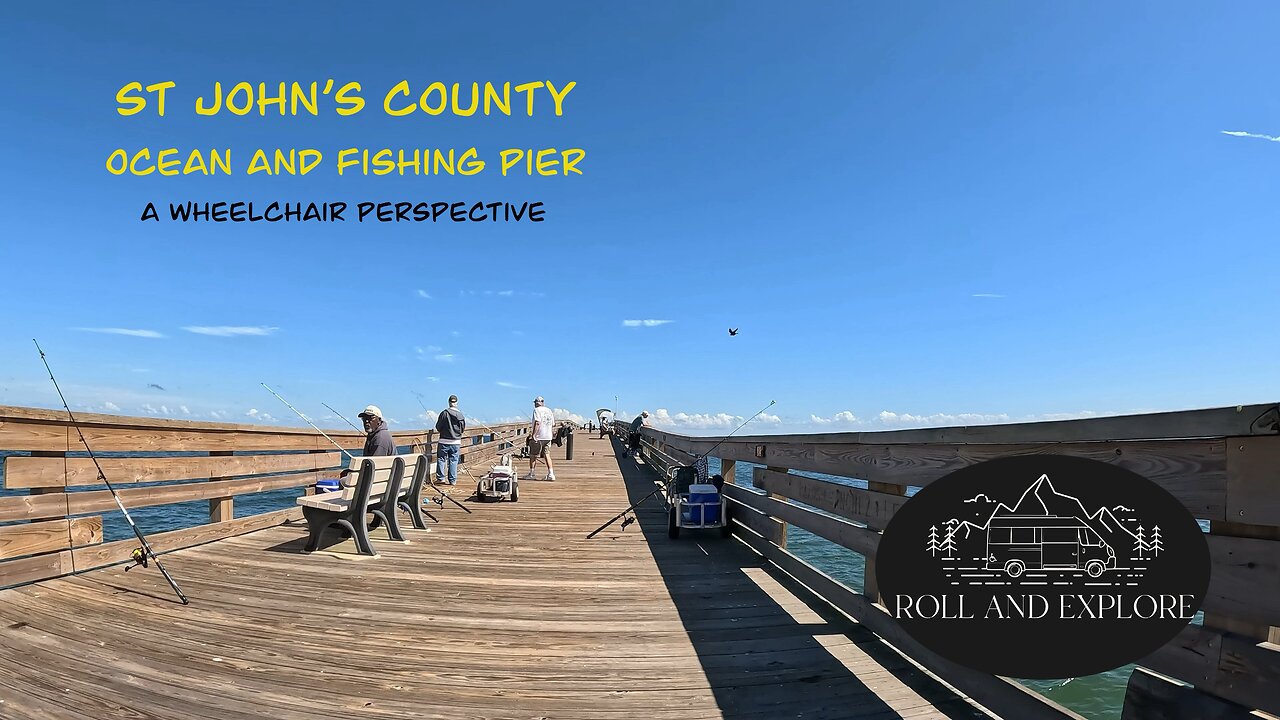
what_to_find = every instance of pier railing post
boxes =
[721,459,736,485]
[862,480,903,603]
[765,465,789,548]
[209,450,233,522]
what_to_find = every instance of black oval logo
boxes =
[875,455,1210,679]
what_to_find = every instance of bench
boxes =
[297,455,411,555]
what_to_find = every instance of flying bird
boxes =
[728,328,738,336]
[147,383,166,391]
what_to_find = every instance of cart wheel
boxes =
[668,506,680,539]
[510,482,519,502]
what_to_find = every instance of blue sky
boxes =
[1,2,1278,434]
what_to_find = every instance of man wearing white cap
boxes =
[337,405,395,482]
[524,396,556,481]
[358,405,396,457]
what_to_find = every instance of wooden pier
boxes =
[1,404,1277,719]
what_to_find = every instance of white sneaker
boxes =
[545,472,556,481]
[521,472,537,481]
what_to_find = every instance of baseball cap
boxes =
[534,396,544,404]
[642,411,649,417]
[448,394,458,404]
[358,405,382,419]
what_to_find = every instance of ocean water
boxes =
[706,458,1212,720]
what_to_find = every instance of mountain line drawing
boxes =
[941,474,1160,559]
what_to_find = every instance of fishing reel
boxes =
[620,514,636,531]
[123,548,148,572]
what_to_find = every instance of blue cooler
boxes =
[685,483,722,525]
[315,478,341,494]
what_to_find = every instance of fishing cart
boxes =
[475,453,519,503]
[666,466,731,539]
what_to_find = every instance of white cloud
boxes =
[496,381,526,389]
[552,408,586,424]
[140,403,170,416]
[497,290,514,297]
[972,293,1005,298]
[622,320,673,327]
[802,409,1100,430]
[434,354,456,363]
[183,326,279,337]
[209,410,229,420]
[179,405,191,415]
[809,411,859,425]
[74,327,165,338]
[101,402,121,412]
[418,410,439,423]
[416,289,432,299]
[425,376,440,382]
[1222,130,1280,143]
[245,408,276,422]
[649,408,739,429]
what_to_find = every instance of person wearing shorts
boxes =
[524,396,556,481]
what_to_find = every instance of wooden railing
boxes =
[636,403,1280,720]
[0,405,524,588]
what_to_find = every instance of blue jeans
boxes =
[436,443,460,485]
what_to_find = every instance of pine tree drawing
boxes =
[940,525,958,559]
[1134,525,1146,559]
[1149,525,1163,557]
[927,525,940,557]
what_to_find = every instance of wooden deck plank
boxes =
[0,434,992,719]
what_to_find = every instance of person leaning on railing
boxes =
[625,411,648,459]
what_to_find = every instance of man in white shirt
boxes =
[524,396,557,481]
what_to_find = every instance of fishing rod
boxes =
[586,399,776,539]
[261,384,355,461]
[322,401,464,516]
[33,340,189,604]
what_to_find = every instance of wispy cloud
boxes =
[425,376,440,382]
[183,326,279,337]
[1222,130,1280,143]
[101,401,121,412]
[972,293,1005,298]
[245,408,276,422]
[74,327,165,338]
[622,319,673,327]
[496,381,526,389]
[416,289,432,299]
[497,290,514,297]
[434,354,456,363]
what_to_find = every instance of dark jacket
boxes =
[435,407,466,443]
[364,423,396,456]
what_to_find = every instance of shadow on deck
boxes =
[606,435,991,720]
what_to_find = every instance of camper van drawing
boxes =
[984,515,1117,578]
